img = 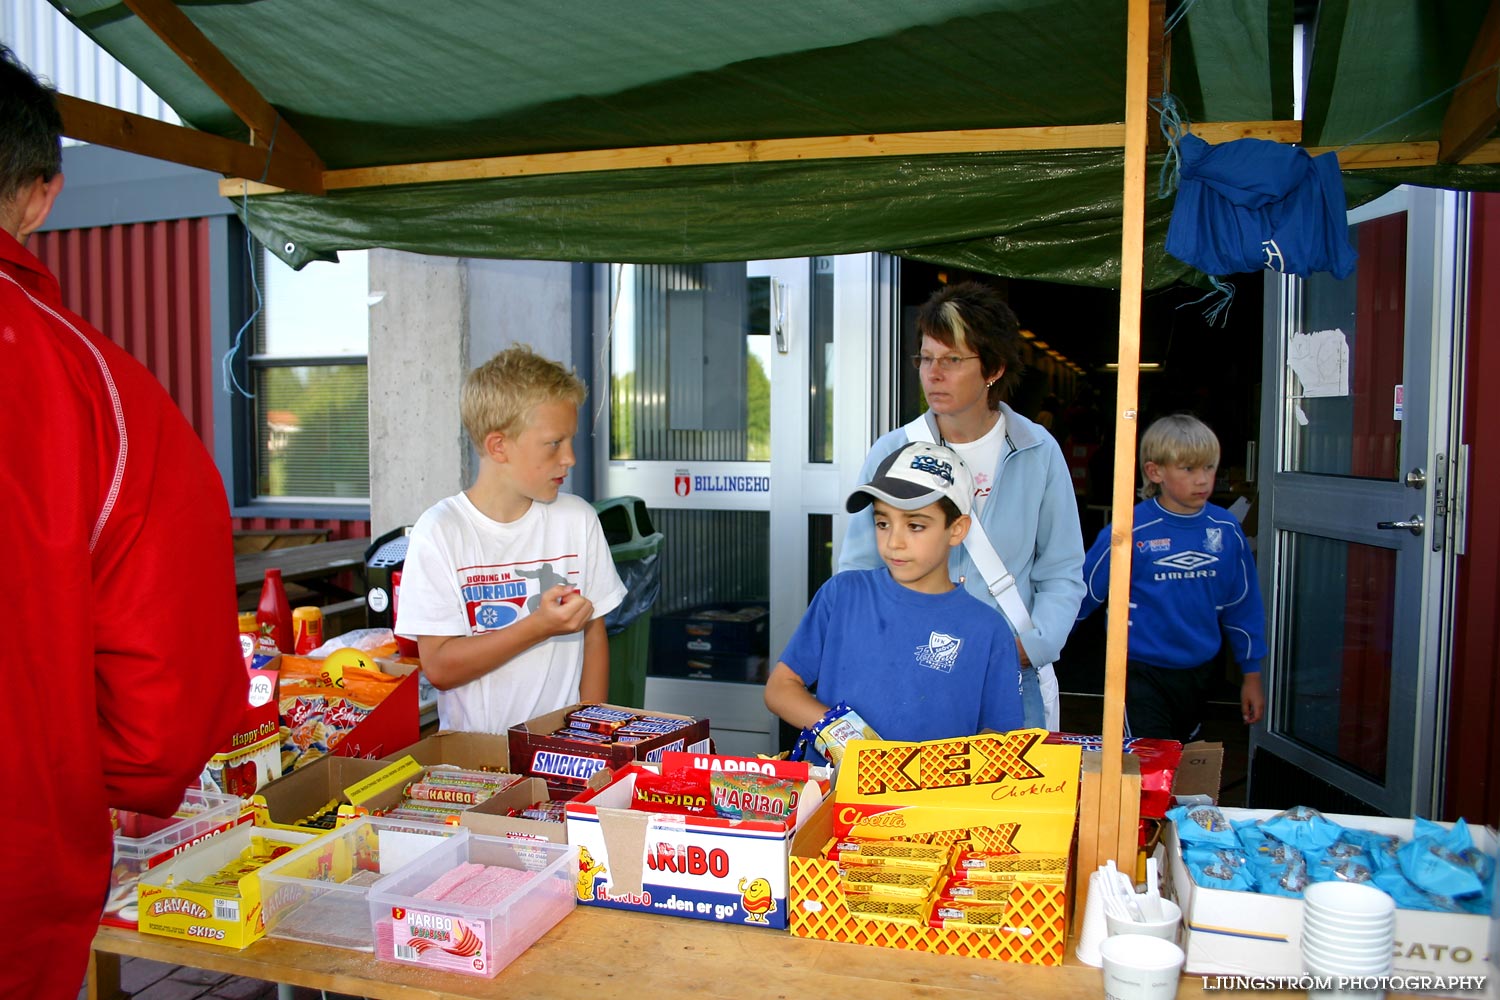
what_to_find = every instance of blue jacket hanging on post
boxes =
[1164,133,1358,280]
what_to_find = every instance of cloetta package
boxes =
[788,730,1081,966]
[1166,805,1497,994]
[564,753,825,929]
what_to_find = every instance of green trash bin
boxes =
[592,496,664,709]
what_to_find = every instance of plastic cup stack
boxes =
[1300,881,1396,1000]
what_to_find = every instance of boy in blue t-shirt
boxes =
[1074,414,1267,743]
[764,441,1025,761]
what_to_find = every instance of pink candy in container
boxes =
[367,834,578,978]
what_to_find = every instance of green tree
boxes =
[747,352,769,461]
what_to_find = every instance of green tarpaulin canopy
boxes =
[47,0,1500,283]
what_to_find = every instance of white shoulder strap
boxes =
[903,413,1035,633]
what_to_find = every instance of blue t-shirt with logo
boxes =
[1077,498,1266,672]
[779,568,1025,750]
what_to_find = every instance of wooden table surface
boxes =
[234,537,369,592]
[89,908,1297,1000]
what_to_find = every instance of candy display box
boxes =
[564,754,825,930]
[384,731,511,771]
[368,833,577,978]
[459,777,569,845]
[508,703,712,799]
[136,824,319,949]
[1166,807,1495,994]
[250,755,390,832]
[259,816,468,950]
[787,731,1080,966]
[384,731,567,843]
[204,662,282,799]
[102,787,246,929]
[328,656,422,762]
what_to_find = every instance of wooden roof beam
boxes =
[57,94,324,196]
[1438,0,1500,164]
[217,119,1304,198]
[122,0,325,174]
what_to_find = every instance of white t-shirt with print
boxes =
[396,491,626,734]
[947,409,1006,518]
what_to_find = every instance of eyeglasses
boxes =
[910,353,980,372]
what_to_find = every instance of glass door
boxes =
[1254,188,1465,815]
[597,257,876,754]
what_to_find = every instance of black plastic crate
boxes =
[649,602,769,657]
[649,650,769,684]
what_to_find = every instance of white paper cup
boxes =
[1308,917,1398,941]
[1105,898,1183,942]
[1301,924,1394,952]
[1303,946,1393,978]
[1100,934,1185,1000]
[1304,882,1396,919]
[1303,940,1395,969]
[1075,871,1112,967]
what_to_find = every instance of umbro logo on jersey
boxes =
[1154,550,1219,572]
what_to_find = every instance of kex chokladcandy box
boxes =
[788,730,1080,966]
[565,753,826,929]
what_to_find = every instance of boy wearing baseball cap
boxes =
[764,442,1025,764]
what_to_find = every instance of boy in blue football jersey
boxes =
[1075,414,1267,742]
[764,442,1025,763]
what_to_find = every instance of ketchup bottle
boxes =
[257,568,294,653]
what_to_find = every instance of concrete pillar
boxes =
[368,254,589,536]
[367,249,469,537]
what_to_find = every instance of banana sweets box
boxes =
[788,730,1081,966]
[136,824,319,949]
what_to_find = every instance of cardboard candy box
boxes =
[564,753,826,929]
[787,729,1081,966]
[508,704,712,800]
[136,824,319,949]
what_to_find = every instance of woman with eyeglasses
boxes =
[838,281,1085,730]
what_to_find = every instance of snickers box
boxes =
[508,703,712,800]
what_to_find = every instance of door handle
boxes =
[1375,515,1424,536]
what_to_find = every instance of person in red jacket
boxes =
[0,47,247,998]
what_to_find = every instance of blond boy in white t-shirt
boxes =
[396,345,625,734]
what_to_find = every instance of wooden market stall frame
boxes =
[53,0,1500,898]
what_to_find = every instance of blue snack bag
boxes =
[1260,805,1344,853]
[1169,804,1240,849]
[1372,867,1444,912]
[1184,847,1257,891]
[1398,818,1484,898]
[1249,843,1309,898]
[1235,819,1275,858]
[1341,829,1404,872]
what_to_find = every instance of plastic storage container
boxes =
[649,601,768,668]
[592,496,664,709]
[104,787,243,926]
[258,816,468,950]
[368,834,578,978]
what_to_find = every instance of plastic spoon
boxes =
[1143,857,1164,921]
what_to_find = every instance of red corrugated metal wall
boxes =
[32,221,215,442]
[1447,195,1500,826]
[28,221,369,542]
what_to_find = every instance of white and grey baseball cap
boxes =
[845,441,974,516]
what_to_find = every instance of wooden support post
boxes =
[1073,752,1142,942]
[1098,0,1152,873]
